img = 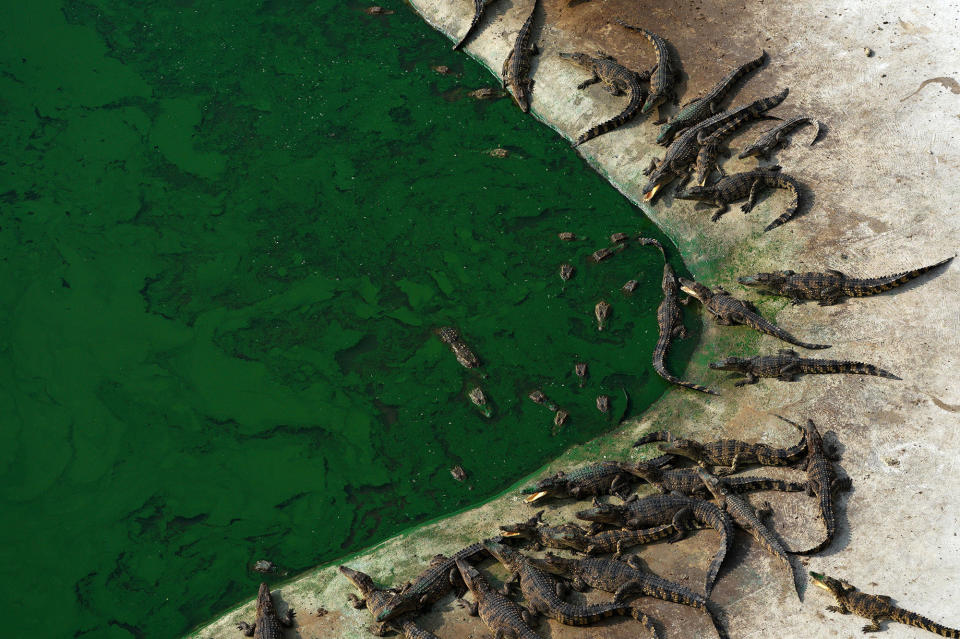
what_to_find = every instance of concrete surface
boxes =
[190,0,960,637]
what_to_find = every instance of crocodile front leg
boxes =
[862,619,884,632]
[710,202,729,222]
[281,608,295,627]
[741,177,763,213]
[236,622,255,637]
[643,157,660,175]
[577,73,601,90]
[733,372,758,386]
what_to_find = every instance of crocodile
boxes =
[520,458,669,503]
[501,0,539,113]
[596,394,611,412]
[456,559,542,639]
[738,115,821,159]
[375,542,490,622]
[676,165,804,232]
[696,467,801,599]
[582,523,683,557]
[483,540,659,635]
[535,554,728,639]
[678,277,831,350]
[575,361,588,386]
[639,237,719,395]
[236,583,295,639]
[468,387,491,417]
[634,429,808,473]
[630,461,806,498]
[709,349,901,385]
[776,416,851,555]
[690,103,785,186]
[453,0,497,51]
[340,566,440,639]
[656,51,767,145]
[559,263,574,281]
[500,513,598,553]
[810,571,960,636]
[558,51,649,146]
[614,22,675,120]
[737,256,955,305]
[642,89,789,201]
[595,300,611,331]
[436,326,480,368]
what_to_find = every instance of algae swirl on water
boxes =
[0,0,696,635]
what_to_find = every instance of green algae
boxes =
[0,0,707,636]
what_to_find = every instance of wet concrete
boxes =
[191,1,960,637]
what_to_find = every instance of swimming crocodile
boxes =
[657,51,767,145]
[639,237,719,395]
[630,460,806,498]
[811,571,960,636]
[614,21,675,121]
[709,349,901,385]
[339,566,440,639]
[453,0,497,51]
[436,326,480,368]
[483,540,659,635]
[677,165,804,232]
[456,559,542,639]
[559,51,649,145]
[520,458,670,503]
[236,583,295,639]
[642,89,788,201]
[634,429,807,474]
[738,115,821,159]
[501,0,539,112]
[696,467,801,599]
[678,277,831,350]
[737,256,955,305]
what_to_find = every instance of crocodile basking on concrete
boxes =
[656,51,767,145]
[236,583,295,639]
[339,566,440,639]
[614,21,675,121]
[690,102,785,186]
[679,277,831,350]
[500,511,594,552]
[559,51,649,146]
[677,165,804,231]
[639,237,719,395]
[483,540,659,635]
[456,559,542,639]
[738,115,821,159]
[777,416,851,555]
[630,460,806,498]
[737,256,955,305]
[709,349,901,385]
[642,89,789,201]
[635,429,808,473]
[535,553,728,639]
[453,0,498,51]
[520,458,671,503]
[811,572,960,636]
[696,467,801,599]
[501,0,539,113]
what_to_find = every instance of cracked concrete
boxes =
[189,1,960,637]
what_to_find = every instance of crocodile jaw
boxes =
[643,183,662,201]
[524,491,549,503]
[500,531,522,537]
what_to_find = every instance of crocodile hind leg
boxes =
[862,619,884,632]
[733,372,758,387]
[644,157,660,175]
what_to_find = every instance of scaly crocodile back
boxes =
[760,172,803,231]
[502,0,539,112]
[845,591,960,637]
[575,57,646,145]
[453,0,492,50]
[796,358,901,379]
[615,21,674,113]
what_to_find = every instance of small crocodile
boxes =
[777,416,851,555]
[520,459,668,503]
[639,237,719,395]
[483,540,659,635]
[468,387,491,417]
[709,349,901,385]
[630,460,806,498]
[810,571,960,636]
[642,89,789,201]
[436,326,480,368]
[582,523,682,557]
[738,116,821,159]
[559,51,649,146]
[634,429,808,473]
[657,51,767,145]
[575,361,588,386]
[677,165,804,232]
[500,513,597,553]
[679,277,831,350]
[690,105,784,186]
[236,583,295,639]
[614,22,675,120]
[696,467,800,599]
[501,0,539,112]
[456,559,542,639]
[737,256,955,305]
[453,0,497,51]
[340,566,439,638]
[595,300,611,331]
[376,542,490,622]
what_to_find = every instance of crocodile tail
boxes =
[747,314,830,350]
[637,236,666,258]
[554,602,634,626]
[762,174,802,232]
[654,359,720,395]
[633,430,678,447]
[575,88,645,146]
[847,255,955,297]
[452,0,487,50]
[630,607,659,638]
[730,478,806,493]
[698,505,733,596]
[891,608,960,637]
[754,87,789,113]
[792,489,836,555]
[805,359,901,379]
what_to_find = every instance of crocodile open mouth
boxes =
[524,491,549,503]
[643,183,662,201]
[499,530,522,537]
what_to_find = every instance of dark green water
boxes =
[0,1,696,636]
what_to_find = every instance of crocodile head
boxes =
[737,271,790,290]
[482,538,524,573]
[558,51,593,70]
[659,437,706,462]
[520,473,566,503]
[254,582,276,618]
[574,500,626,525]
[641,169,673,202]
[809,571,853,598]
[709,357,750,372]
[693,466,723,500]
[535,552,578,575]
[656,122,679,145]
[500,511,543,538]
[455,559,483,594]
[338,566,376,598]
[674,185,715,201]
[677,277,712,303]
[538,523,591,552]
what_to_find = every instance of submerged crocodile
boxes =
[642,89,789,201]
[639,237,719,395]
[236,583,295,639]
[339,566,439,639]
[456,559,542,639]
[631,460,806,498]
[535,553,728,639]
[657,51,767,145]
[635,429,807,473]
[677,165,804,232]
[436,326,480,368]
[501,0,539,112]
[811,571,960,636]
[614,22,675,120]
[679,277,831,350]
[559,51,649,146]
[709,349,901,385]
[737,256,955,305]
[696,467,801,599]
[483,540,658,635]
[738,115,821,159]
[520,458,669,503]
[453,0,497,51]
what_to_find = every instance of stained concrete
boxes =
[190,1,960,637]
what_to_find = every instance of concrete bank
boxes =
[191,1,960,637]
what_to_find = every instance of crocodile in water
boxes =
[614,22,675,121]
[634,428,807,474]
[738,115,821,159]
[501,0,539,112]
[709,348,901,385]
[456,559,542,639]
[436,326,480,368]
[236,583,295,639]
[677,165,804,231]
